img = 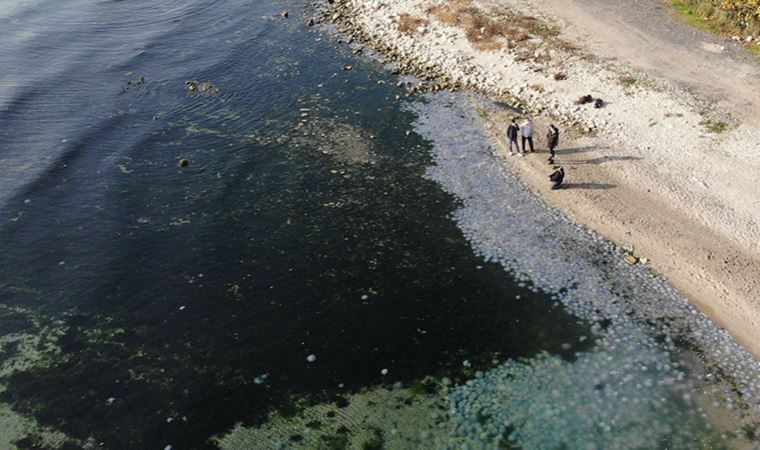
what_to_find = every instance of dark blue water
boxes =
[0,1,590,448]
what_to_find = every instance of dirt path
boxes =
[510,0,760,121]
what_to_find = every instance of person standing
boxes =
[520,118,534,154]
[549,165,565,190]
[506,118,520,154]
[546,124,559,164]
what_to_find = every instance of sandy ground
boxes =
[481,0,760,357]
[481,111,760,358]
[327,0,760,359]
[509,0,760,121]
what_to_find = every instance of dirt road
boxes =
[512,0,760,121]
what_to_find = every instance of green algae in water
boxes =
[0,309,78,449]
[0,310,67,378]
[0,404,70,450]
[214,354,734,450]
[214,385,444,450]
[0,284,43,298]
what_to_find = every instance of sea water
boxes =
[0,0,758,448]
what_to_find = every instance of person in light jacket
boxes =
[520,119,534,153]
[547,124,559,164]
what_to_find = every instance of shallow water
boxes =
[0,0,758,449]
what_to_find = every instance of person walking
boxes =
[549,165,565,190]
[520,118,534,154]
[506,118,520,155]
[546,124,559,164]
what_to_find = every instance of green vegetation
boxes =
[700,119,729,133]
[749,43,760,56]
[671,0,719,32]
[618,75,638,87]
[671,0,760,43]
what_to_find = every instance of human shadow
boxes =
[555,146,600,155]
[560,182,617,190]
[561,155,643,165]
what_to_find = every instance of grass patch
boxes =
[428,2,508,51]
[580,52,598,62]
[671,0,760,59]
[427,1,554,52]
[700,119,728,133]
[426,1,578,59]
[618,75,637,87]
[748,43,760,57]
[671,0,716,33]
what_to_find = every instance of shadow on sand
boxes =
[550,147,642,164]
[559,182,617,190]
[562,155,643,166]
[555,146,600,155]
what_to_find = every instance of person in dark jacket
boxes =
[506,118,520,154]
[549,165,565,190]
[546,124,559,164]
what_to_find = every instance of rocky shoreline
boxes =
[319,0,723,133]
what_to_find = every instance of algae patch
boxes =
[214,385,444,449]
[293,119,377,165]
[0,403,69,449]
[0,310,66,378]
[0,306,79,448]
